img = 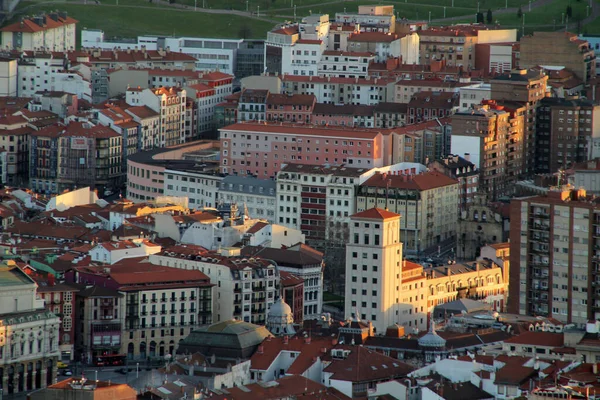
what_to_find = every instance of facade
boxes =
[164,167,223,209]
[125,86,187,147]
[459,82,491,110]
[406,91,459,124]
[520,32,596,82]
[124,106,161,151]
[356,171,459,254]
[0,57,17,96]
[535,97,600,174]
[508,188,600,326]
[346,31,419,64]
[265,94,316,123]
[318,51,375,78]
[0,12,77,51]
[219,123,385,178]
[429,154,479,210]
[150,246,278,325]
[0,261,61,395]
[238,89,269,122]
[394,79,467,104]
[334,5,396,33]
[217,175,277,222]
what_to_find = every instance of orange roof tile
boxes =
[352,208,399,220]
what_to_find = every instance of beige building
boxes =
[344,208,507,334]
[0,57,17,96]
[0,12,77,51]
[520,32,596,82]
[457,193,505,260]
[356,171,459,255]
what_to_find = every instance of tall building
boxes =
[520,32,596,82]
[535,97,600,173]
[0,261,61,396]
[490,69,548,176]
[344,208,403,333]
[509,187,600,325]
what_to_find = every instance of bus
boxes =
[93,354,126,367]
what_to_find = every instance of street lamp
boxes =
[257,5,260,16]
[246,0,248,11]
[136,363,139,378]
[528,0,531,12]
[194,0,197,11]
[429,11,431,22]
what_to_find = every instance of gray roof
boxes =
[220,176,276,196]
[0,266,35,287]
[181,320,271,350]
[434,298,491,313]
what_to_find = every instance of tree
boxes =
[566,5,573,17]
[476,12,484,23]
[517,6,522,18]
[238,24,252,39]
[486,8,493,23]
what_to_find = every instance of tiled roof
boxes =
[241,244,323,267]
[312,103,375,116]
[279,270,304,287]
[1,13,78,33]
[348,32,400,43]
[352,208,399,220]
[125,105,159,119]
[251,336,336,372]
[504,331,564,347]
[200,71,234,81]
[322,50,374,57]
[296,39,322,45]
[246,222,268,235]
[266,94,315,106]
[323,346,414,382]
[362,171,458,191]
[220,122,381,140]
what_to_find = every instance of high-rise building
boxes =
[509,187,600,325]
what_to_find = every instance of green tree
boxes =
[566,5,573,17]
[476,12,484,23]
[238,24,252,39]
[486,8,493,23]
[517,6,522,18]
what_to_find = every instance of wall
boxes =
[450,136,482,169]
[45,187,99,212]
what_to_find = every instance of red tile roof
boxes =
[351,208,399,220]
[296,39,322,45]
[251,336,336,373]
[1,14,78,33]
[504,331,564,347]
[323,346,414,382]
[246,221,268,235]
[266,94,315,106]
[362,171,458,191]
[348,32,400,43]
[279,270,304,287]
[199,71,234,81]
[125,105,159,119]
[322,50,374,57]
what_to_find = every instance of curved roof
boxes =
[418,324,447,348]
[268,297,293,319]
[182,320,271,350]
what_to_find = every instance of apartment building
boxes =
[97,107,140,168]
[368,58,461,80]
[395,79,468,104]
[318,51,375,78]
[429,154,479,210]
[344,209,506,333]
[490,69,548,176]
[535,97,600,174]
[126,86,186,147]
[68,260,213,361]
[265,94,316,124]
[334,5,396,33]
[0,114,32,186]
[164,167,223,209]
[374,102,407,128]
[347,31,419,64]
[16,53,92,102]
[281,75,396,105]
[355,171,459,254]
[520,32,596,82]
[29,121,123,195]
[125,106,161,150]
[217,175,277,222]
[219,123,385,178]
[0,262,61,396]
[451,102,525,200]
[238,89,269,122]
[311,103,376,128]
[508,188,600,326]
[407,91,459,124]
[150,246,278,325]
[459,82,491,110]
[30,91,78,118]
[0,12,77,51]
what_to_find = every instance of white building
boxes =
[17,54,92,102]
[0,261,61,395]
[344,208,403,333]
[89,239,161,264]
[217,175,277,222]
[0,57,17,96]
[318,51,375,78]
[0,12,77,51]
[81,30,243,74]
[125,106,161,150]
[150,246,279,325]
[459,83,491,110]
[164,168,223,209]
[126,86,186,147]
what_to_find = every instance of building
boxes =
[277,272,304,325]
[0,57,17,96]
[163,167,223,209]
[334,5,396,33]
[0,12,77,51]
[124,106,160,151]
[535,97,600,174]
[217,175,277,222]
[572,158,600,194]
[459,82,491,110]
[318,51,376,78]
[520,32,596,82]
[31,91,78,118]
[394,79,468,105]
[28,121,122,195]
[0,261,61,395]
[311,103,376,127]
[429,154,479,210]
[346,31,419,64]
[28,378,137,400]
[407,91,459,124]
[508,187,600,325]
[68,259,214,361]
[265,94,315,124]
[219,123,385,178]
[356,171,459,254]
[237,89,269,122]
[125,86,186,147]
[241,243,323,319]
[150,245,278,325]
[457,193,506,260]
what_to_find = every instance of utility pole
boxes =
[257,5,260,16]
[522,13,525,36]
[444,6,446,18]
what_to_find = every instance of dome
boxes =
[269,297,293,319]
[266,297,295,337]
[418,323,446,348]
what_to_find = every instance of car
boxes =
[62,370,73,376]
[57,361,68,369]
[104,190,114,197]
[115,368,128,375]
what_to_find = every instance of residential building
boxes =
[28,378,137,400]
[235,40,265,79]
[0,57,17,96]
[374,102,408,128]
[334,5,396,33]
[406,91,459,124]
[28,121,122,195]
[66,47,197,70]
[265,94,315,124]
[281,75,396,105]
[490,69,549,176]
[150,246,278,325]
[274,274,304,326]
[475,42,518,76]
[394,79,468,104]
[124,106,161,151]
[429,154,479,210]
[520,32,596,82]
[34,277,79,361]
[356,170,459,254]
[0,114,33,186]
[572,158,600,194]
[326,22,359,51]
[97,107,140,169]
[68,259,213,361]
[318,51,375,78]
[535,97,600,174]
[163,167,223,209]
[237,89,269,122]
[508,187,600,325]
[30,91,78,118]
[0,261,61,395]
[125,86,186,147]
[241,243,324,319]
[217,175,277,222]
[347,31,419,64]
[459,82,491,110]
[368,58,461,80]
[219,123,385,178]
[89,239,161,264]
[0,12,77,51]
[310,103,376,127]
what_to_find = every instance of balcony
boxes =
[160,310,167,315]
[151,298,157,303]
[198,309,211,315]
[161,298,167,303]
[150,311,157,316]
[141,311,147,316]
[234,287,242,293]
[253,286,265,292]
[180,296,187,301]
[180,309,187,313]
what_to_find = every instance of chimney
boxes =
[331,338,338,345]
[594,363,598,374]
[283,336,289,345]
[305,336,311,344]
[257,345,264,354]
[464,153,471,162]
